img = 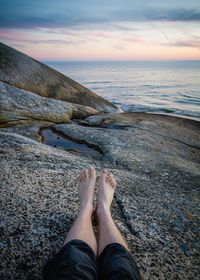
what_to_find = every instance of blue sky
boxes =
[0,0,200,60]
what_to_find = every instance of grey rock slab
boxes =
[113,169,200,279]
[0,81,99,126]
[85,112,200,149]
[54,119,200,177]
[0,131,101,280]
[0,121,52,142]
[1,110,200,279]
[52,117,199,279]
[0,42,118,113]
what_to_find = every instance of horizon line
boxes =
[43,59,200,63]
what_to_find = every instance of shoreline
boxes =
[1,43,200,279]
[121,111,200,123]
[120,106,200,122]
[1,108,199,279]
[47,59,200,122]
[1,111,200,130]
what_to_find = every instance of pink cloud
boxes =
[91,32,113,38]
[125,37,145,43]
[0,29,29,41]
[163,39,200,49]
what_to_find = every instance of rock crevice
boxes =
[1,43,200,280]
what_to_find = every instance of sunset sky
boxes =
[1,0,200,61]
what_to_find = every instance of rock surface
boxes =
[1,113,199,280]
[0,81,99,127]
[0,43,118,112]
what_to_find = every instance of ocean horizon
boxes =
[46,60,200,121]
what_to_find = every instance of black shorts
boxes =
[43,239,141,280]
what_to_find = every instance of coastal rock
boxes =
[0,131,105,280]
[0,121,54,142]
[0,81,99,127]
[84,112,200,148]
[0,43,118,112]
[54,115,200,177]
[1,113,199,279]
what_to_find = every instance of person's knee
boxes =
[43,240,98,280]
[99,257,138,279]
[98,244,141,280]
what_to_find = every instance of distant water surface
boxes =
[46,61,200,120]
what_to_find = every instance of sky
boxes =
[0,0,200,61]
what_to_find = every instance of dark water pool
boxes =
[39,127,103,158]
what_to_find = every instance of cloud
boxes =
[163,39,200,49]
[124,37,145,44]
[112,44,126,50]
[0,30,86,45]
[0,30,27,41]
[110,23,139,32]
[90,32,113,38]
[33,39,86,45]
[10,43,25,49]
[146,9,200,21]
[1,5,200,30]
[0,13,88,29]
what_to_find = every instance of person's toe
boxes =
[106,172,116,188]
[106,172,112,182]
[80,170,85,180]
[78,170,84,182]
[79,169,87,181]
[89,166,96,177]
[100,169,108,178]
[77,175,81,183]
[84,169,89,180]
[111,177,116,188]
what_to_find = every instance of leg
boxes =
[97,169,128,255]
[96,170,141,279]
[43,167,98,280]
[63,166,97,254]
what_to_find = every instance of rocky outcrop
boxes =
[1,113,199,280]
[0,43,118,112]
[0,81,99,127]
[1,42,199,280]
[84,112,200,148]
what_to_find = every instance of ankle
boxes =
[79,203,93,215]
[97,204,111,219]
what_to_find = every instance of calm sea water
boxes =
[46,61,200,120]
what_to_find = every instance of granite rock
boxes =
[1,113,199,280]
[0,43,118,112]
[0,81,99,127]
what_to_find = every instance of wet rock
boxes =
[39,127,104,159]
[0,121,51,141]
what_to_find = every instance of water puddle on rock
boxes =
[102,124,132,130]
[39,127,103,158]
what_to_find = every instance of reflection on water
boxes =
[46,61,200,120]
[39,127,103,158]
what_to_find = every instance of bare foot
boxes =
[77,166,96,212]
[97,169,117,215]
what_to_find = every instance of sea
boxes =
[46,61,200,121]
